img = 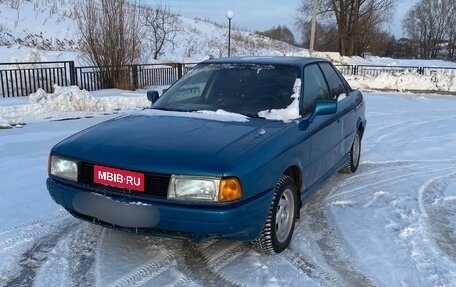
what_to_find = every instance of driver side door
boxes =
[301,63,343,187]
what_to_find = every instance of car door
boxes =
[301,63,342,187]
[319,62,358,158]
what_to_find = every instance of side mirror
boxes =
[314,100,337,116]
[147,90,160,104]
[308,100,337,122]
[299,100,338,130]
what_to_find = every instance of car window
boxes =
[319,62,347,100]
[165,69,211,102]
[302,64,330,116]
[153,63,300,117]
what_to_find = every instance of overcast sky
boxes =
[144,0,419,40]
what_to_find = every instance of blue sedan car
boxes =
[47,56,366,254]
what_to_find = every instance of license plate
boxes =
[94,165,145,192]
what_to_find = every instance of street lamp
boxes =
[225,9,234,57]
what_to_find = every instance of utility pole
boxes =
[309,0,318,54]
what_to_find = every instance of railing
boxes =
[334,64,456,77]
[74,63,197,91]
[0,61,75,97]
[1,61,455,98]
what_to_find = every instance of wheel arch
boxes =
[282,165,304,212]
[283,165,302,192]
[357,117,366,138]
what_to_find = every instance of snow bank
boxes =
[29,85,105,112]
[346,71,456,93]
[0,85,149,128]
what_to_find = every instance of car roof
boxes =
[202,56,327,69]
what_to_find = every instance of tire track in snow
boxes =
[2,221,78,287]
[0,216,76,251]
[283,246,342,287]
[363,117,445,155]
[362,120,413,154]
[298,178,377,287]
[111,250,177,287]
[420,172,456,261]
[328,165,455,202]
[202,241,250,272]
[178,241,246,287]
[0,210,69,235]
[336,162,422,190]
[28,222,99,287]
[66,224,101,287]
[168,241,249,287]
[168,274,200,287]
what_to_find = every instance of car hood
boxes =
[52,111,288,175]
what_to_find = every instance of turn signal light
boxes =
[219,178,242,202]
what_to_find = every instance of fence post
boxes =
[177,63,183,79]
[131,65,139,89]
[352,65,358,75]
[68,61,77,86]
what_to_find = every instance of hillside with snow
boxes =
[1,87,456,287]
[1,2,456,286]
[0,0,455,94]
[0,0,298,64]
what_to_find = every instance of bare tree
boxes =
[300,20,339,51]
[142,3,182,60]
[403,0,453,58]
[297,0,397,56]
[257,25,296,45]
[74,0,143,89]
[447,3,456,59]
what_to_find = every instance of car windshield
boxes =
[152,63,301,118]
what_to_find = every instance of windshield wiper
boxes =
[151,107,179,112]
[243,113,261,119]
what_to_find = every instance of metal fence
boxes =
[334,64,456,77]
[74,63,197,92]
[1,60,455,98]
[1,61,197,97]
[0,61,75,97]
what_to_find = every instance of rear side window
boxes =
[302,64,330,116]
[319,62,347,100]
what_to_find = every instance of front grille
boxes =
[78,162,170,198]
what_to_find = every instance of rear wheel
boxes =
[341,131,361,173]
[252,175,298,254]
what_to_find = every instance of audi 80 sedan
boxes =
[47,56,366,253]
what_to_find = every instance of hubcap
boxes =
[275,188,295,243]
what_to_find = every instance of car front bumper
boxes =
[47,177,273,241]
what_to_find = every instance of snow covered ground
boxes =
[1,0,456,98]
[1,89,456,286]
[1,1,455,285]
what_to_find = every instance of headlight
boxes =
[168,175,242,202]
[49,155,78,181]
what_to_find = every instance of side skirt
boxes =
[300,154,350,204]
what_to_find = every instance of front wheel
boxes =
[341,131,361,173]
[252,175,298,254]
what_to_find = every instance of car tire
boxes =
[252,175,298,254]
[341,131,361,173]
